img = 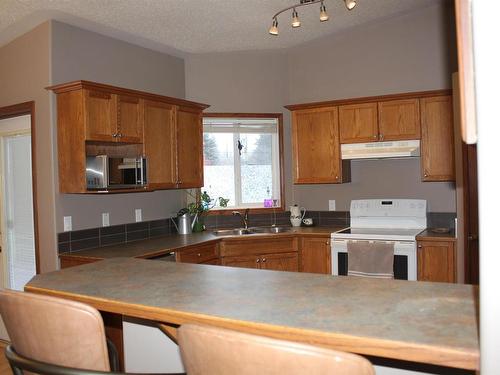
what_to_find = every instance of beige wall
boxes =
[0,22,57,272]
[51,21,187,231]
[186,3,457,212]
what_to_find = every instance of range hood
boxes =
[341,140,420,160]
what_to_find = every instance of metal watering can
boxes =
[171,212,198,235]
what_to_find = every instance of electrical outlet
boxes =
[102,213,110,227]
[135,208,142,222]
[328,200,336,211]
[63,216,72,232]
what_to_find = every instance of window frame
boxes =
[202,113,285,215]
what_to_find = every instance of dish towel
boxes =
[347,240,395,279]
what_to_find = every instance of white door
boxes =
[0,115,35,341]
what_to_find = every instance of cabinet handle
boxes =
[373,135,377,139]
[424,172,429,178]
[379,134,384,141]
[256,259,260,263]
[112,133,117,138]
[325,241,329,245]
[335,176,339,180]
[262,258,267,262]
[418,245,422,248]
[197,253,201,257]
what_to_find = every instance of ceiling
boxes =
[0,0,440,55]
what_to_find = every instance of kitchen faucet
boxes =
[232,209,250,229]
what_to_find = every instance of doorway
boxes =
[0,102,39,341]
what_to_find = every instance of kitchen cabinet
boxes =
[83,90,143,144]
[176,106,204,188]
[300,237,331,274]
[417,239,456,283]
[420,96,455,181]
[222,252,298,272]
[143,100,177,188]
[378,99,420,141]
[291,107,350,184]
[339,103,378,143]
[220,236,299,272]
[175,242,218,264]
[48,81,208,193]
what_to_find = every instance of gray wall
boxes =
[51,21,187,231]
[185,50,294,207]
[0,22,57,272]
[186,3,457,213]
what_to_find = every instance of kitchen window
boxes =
[202,114,284,211]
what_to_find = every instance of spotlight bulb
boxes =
[292,9,301,28]
[344,0,356,10]
[319,3,329,21]
[269,19,279,35]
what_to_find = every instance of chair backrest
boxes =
[178,324,375,375]
[0,289,110,372]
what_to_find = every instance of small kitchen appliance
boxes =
[86,155,147,190]
[290,205,306,227]
[331,199,427,280]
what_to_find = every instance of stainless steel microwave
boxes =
[86,155,147,190]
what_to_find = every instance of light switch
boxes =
[63,216,72,232]
[328,200,336,211]
[135,208,142,222]
[102,213,110,227]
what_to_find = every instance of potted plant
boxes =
[186,190,229,232]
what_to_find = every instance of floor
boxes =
[0,341,10,375]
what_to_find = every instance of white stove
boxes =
[331,199,427,281]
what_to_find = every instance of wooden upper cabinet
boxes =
[117,95,143,143]
[143,100,177,188]
[417,240,456,283]
[176,106,204,188]
[378,99,420,141]
[420,96,455,181]
[339,103,378,143]
[300,237,331,274]
[83,89,117,142]
[292,107,349,184]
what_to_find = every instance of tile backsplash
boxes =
[58,211,456,254]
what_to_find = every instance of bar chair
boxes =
[177,324,375,375]
[0,289,183,375]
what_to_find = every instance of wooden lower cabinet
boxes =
[417,239,456,283]
[222,252,298,272]
[300,237,331,274]
[60,256,100,269]
[176,242,218,264]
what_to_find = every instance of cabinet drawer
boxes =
[220,236,298,257]
[176,243,218,264]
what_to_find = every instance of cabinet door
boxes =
[221,255,260,269]
[420,96,455,181]
[300,237,331,274]
[292,107,344,184]
[117,95,143,143]
[417,240,456,283]
[83,89,117,142]
[176,106,203,188]
[339,103,378,143]
[143,100,177,188]
[261,252,299,272]
[378,99,420,141]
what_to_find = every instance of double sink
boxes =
[212,226,293,236]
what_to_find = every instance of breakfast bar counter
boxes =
[25,258,479,371]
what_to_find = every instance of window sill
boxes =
[207,207,285,216]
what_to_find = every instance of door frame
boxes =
[0,101,40,274]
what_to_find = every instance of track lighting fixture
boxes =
[319,1,329,22]
[269,18,279,35]
[269,0,357,35]
[292,9,301,27]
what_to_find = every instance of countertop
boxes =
[417,228,457,241]
[59,226,346,260]
[26,258,479,370]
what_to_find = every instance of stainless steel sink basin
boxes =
[212,228,255,236]
[212,226,293,236]
[250,226,293,234]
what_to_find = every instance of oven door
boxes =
[331,239,417,281]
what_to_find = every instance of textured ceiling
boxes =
[0,0,440,54]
